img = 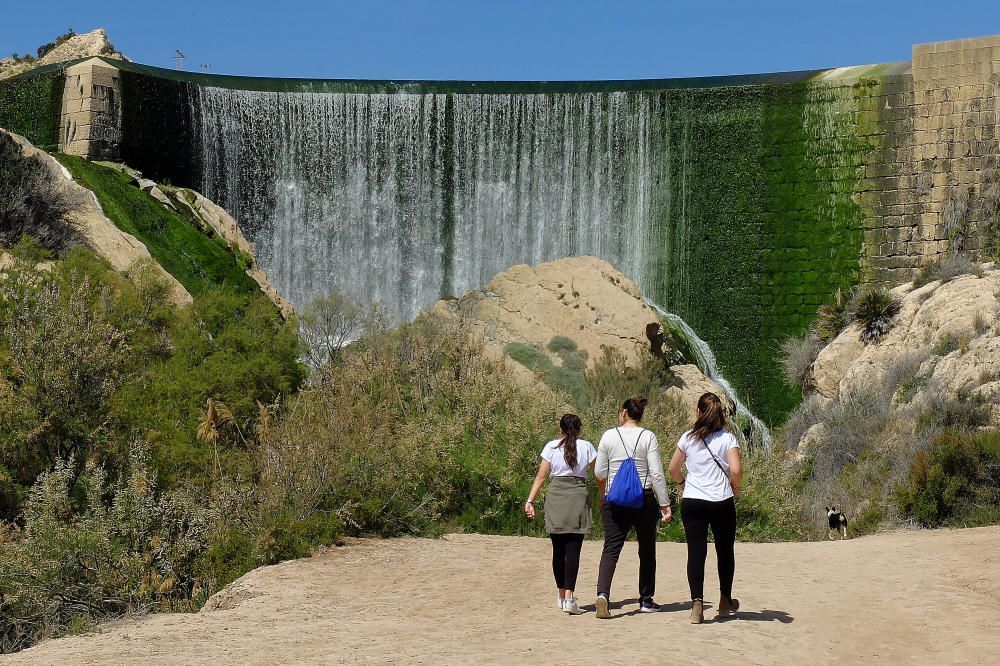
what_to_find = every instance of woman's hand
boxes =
[731,484,741,498]
[524,501,536,520]
[660,505,672,523]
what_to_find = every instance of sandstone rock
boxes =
[1,129,191,306]
[811,324,866,398]
[431,256,727,416]
[807,266,1000,428]
[0,28,127,81]
[796,423,827,461]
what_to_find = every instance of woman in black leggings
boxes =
[668,392,744,623]
[525,414,597,615]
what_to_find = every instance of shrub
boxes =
[778,332,822,390]
[884,348,931,396]
[848,287,901,344]
[913,254,981,288]
[778,394,827,451]
[546,335,578,353]
[897,430,1000,527]
[0,444,208,653]
[299,290,364,373]
[810,288,849,342]
[933,332,961,356]
[0,132,82,255]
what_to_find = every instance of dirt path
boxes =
[9,527,1000,664]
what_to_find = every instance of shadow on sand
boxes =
[576,599,795,623]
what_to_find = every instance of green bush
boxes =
[810,288,849,342]
[897,430,1000,527]
[848,287,901,344]
[0,444,208,653]
[546,335,578,353]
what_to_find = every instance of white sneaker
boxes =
[563,597,584,615]
[556,596,565,610]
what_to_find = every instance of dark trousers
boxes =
[550,533,585,590]
[681,497,736,600]
[597,490,660,600]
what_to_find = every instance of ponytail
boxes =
[691,392,726,442]
[557,413,582,470]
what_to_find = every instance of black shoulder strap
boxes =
[701,434,732,485]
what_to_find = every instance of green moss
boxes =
[54,156,257,297]
[0,69,64,149]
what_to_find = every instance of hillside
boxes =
[9,527,1000,664]
[0,28,126,81]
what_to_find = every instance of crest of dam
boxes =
[47,58,900,422]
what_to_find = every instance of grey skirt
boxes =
[544,476,593,535]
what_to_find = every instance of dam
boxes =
[2,34,998,420]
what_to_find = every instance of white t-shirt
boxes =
[541,438,597,478]
[677,429,740,502]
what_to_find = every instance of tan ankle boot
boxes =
[690,599,703,624]
[717,595,740,619]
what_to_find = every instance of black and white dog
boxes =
[826,507,848,540]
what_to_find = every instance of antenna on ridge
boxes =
[174,50,186,70]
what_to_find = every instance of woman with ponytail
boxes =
[668,392,744,624]
[525,413,597,615]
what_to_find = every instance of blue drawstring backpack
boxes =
[605,428,648,509]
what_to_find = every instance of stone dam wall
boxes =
[0,35,997,421]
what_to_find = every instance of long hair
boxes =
[557,413,582,469]
[622,395,648,422]
[691,392,726,442]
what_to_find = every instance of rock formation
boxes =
[1,129,191,305]
[795,263,1000,450]
[431,256,727,417]
[0,28,127,81]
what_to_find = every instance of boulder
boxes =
[432,256,727,417]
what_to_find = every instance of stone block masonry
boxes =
[60,58,121,159]
[861,35,1000,284]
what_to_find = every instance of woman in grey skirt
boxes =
[525,413,596,615]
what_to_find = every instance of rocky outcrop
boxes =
[0,29,127,81]
[431,256,727,416]
[1,129,191,305]
[167,188,294,318]
[90,161,294,317]
[802,264,1000,445]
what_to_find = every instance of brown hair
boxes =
[557,413,583,469]
[622,396,648,422]
[691,392,726,442]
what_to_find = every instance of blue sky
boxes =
[3,1,999,80]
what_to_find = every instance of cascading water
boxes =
[650,303,773,450]
[194,87,667,320]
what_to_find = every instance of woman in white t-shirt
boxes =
[525,413,597,615]
[668,392,744,624]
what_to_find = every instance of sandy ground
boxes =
[8,527,1000,665]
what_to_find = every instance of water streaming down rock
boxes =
[651,303,774,450]
[194,87,667,320]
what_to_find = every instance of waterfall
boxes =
[650,302,773,450]
[193,87,666,321]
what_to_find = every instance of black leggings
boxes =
[550,533,585,590]
[680,497,736,600]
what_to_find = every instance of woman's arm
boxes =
[727,447,743,497]
[524,460,551,520]
[668,447,686,484]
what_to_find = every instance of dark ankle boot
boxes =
[717,595,740,619]
[690,599,703,624]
